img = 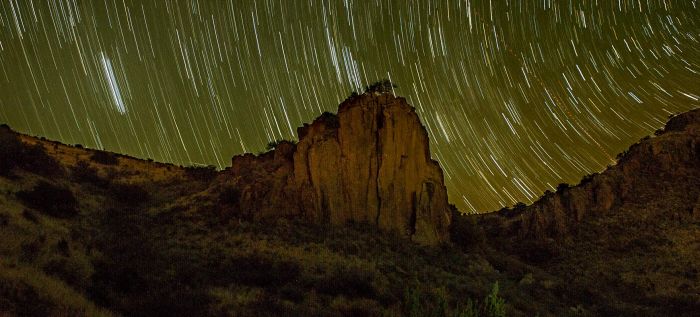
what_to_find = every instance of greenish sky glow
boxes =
[1,0,698,212]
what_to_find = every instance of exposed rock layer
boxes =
[226,94,451,245]
[469,108,700,246]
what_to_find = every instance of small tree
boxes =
[364,79,397,94]
[266,139,297,151]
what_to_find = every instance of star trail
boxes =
[0,0,698,213]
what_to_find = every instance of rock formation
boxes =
[224,93,451,245]
[467,108,700,247]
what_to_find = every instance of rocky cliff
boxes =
[224,93,451,245]
[465,108,700,250]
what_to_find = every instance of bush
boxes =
[22,209,39,223]
[266,139,297,151]
[215,254,301,288]
[0,127,24,176]
[364,79,397,94]
[16,181,78,218]
[0,211,8,226]
[483,282,506,317]
[319,112,340,129]
[184,165,218,181]
[109,183,149,207]
[90,151,118,165]
[218,186,240,206]
[450,212,486,248]
[21,144,63,177]
[315,265,378,298]
[403,282,507,317]
[556,183,570,192]
[0,128,62,177]
[579,172,598,185]
[71,161,109,188]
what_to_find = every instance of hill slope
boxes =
[454,108,700,315]
[0,97,698,316]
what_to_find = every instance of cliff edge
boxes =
[224,93,451,245]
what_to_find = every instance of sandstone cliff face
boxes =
[471,108,700,245]
[224,93,451,245]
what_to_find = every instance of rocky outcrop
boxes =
[468,108,700,246]
[223,93,451,245]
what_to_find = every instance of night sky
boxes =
[1,1,698,213]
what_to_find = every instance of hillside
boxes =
[0,94,698,316]
[454,108,700,315]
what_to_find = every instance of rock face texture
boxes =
[467,108,700,246]
[225,93,451,245]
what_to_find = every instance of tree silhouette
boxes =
[364,79,397,94]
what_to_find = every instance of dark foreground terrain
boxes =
[0,98,698,316]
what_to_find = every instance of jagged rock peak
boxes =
[226,93,451,245]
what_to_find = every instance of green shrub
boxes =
[16,181,79,218]
[483,282,506,317]
[403,282,507,317]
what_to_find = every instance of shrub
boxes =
[579,172,598,185]
[71,161,109,188]
[184,165,218,181]
[42,255,93,289]
[266,139,297,151]
[16,181,78,218]
[218,186,240,206]
[319,112,340,129]
[403,282,507,317]
[109,183,149,206]
[513,202,527,212]
[21,144,63,177]
[556,183,570,192]
[90,151,118,165]
[215,254,301,288]
[315,265,377,298]
[483,282,506,317]
[22,209,39,223]
[0,211,8,226]
[0,129,61,177]
[0,127,24,176]
[364,79,397,94]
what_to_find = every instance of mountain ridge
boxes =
[0,98,698,316]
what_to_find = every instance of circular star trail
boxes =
[0,0,698,213]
